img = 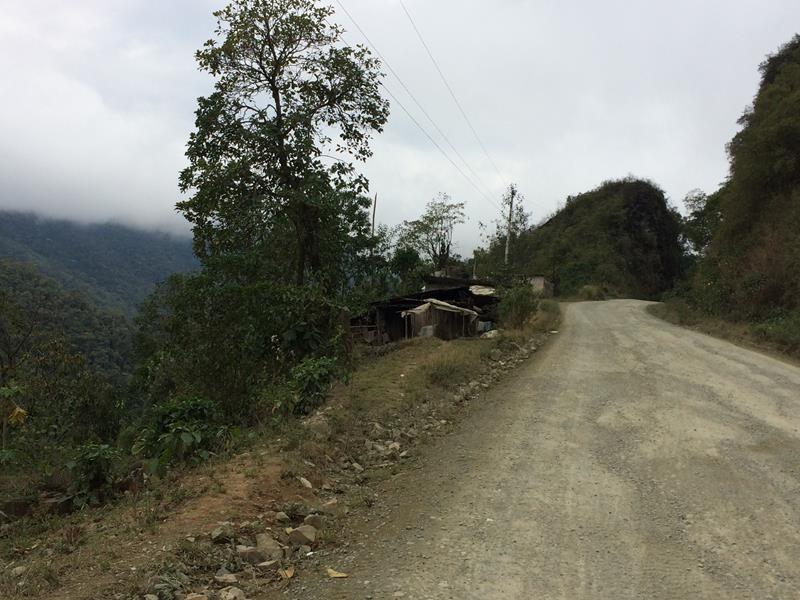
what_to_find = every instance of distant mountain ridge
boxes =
[0,210,198,315]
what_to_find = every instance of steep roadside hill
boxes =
[691,35,800,323]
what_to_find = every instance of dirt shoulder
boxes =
[647,302,800,367]
[0,307,560,600]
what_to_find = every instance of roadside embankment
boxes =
[0,303,560,600]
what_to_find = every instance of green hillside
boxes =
[0,260,132,379]
[0,211,197,315]
[0,260,134,464]
[680,35,800,350]
[489,178,683,298]
[694,35,800,316]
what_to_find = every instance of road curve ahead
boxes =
[292,300,800,600]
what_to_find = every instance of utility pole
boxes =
[504,185,516,265]
[371,193,378,236]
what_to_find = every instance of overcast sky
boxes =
[1,1,798,252]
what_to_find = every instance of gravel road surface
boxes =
[290,300,800,599]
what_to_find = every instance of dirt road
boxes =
[291,300,800,599]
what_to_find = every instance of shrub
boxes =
[751,310,800,353]
[288,356,341,415]
[579,285,605,301]
[499,286,539,329]
[539,299,560,316]
[134,274,349,422]
[66,443,123,508]
[425,354,473,388]
[132,395,230,475]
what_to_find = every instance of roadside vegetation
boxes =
[0,0,557,556]
[653,35,800,357]
[3,2,798,596]
[0,293,558,599]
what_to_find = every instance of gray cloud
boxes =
[1,0,798,252]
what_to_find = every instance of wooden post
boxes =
[504,185,515,266]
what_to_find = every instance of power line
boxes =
[379,80,500,210]
[399,0,504,180]
[333,0,499,210]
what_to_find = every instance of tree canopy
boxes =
[686,34,800,327]
[397,193,466,270]
[178,0,389,288]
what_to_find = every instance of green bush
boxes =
[288,356,341,415]
[499,286,539,329]
[134,274,348,422]
[132,395,230,475]
[66,443,123,508]
[751,311,800,353]
[538,299,560,316]
[579,285,606,301]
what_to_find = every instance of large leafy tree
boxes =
[398,193,466,270]
[178,0,389,287]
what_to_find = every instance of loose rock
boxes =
[257,560,281,572]
[236,544,266,564]
[287,524,317,546]
[211,523,235,544]
[255,533,284,560]
[219,587,246,600]
[304,514,324,529]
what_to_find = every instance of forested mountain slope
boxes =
[495,178,683,298]
[0,211,197,315]
[689,35,800,324]
[0,260,133,379]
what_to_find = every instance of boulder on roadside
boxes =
[287,524,317,546]
[303,514,324,529]
[211,523,235,544]
[235,544,266,564]
[319,498,343,517]
[255,533,284,560]
[219,587,246,600]
[257,559,281,572]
